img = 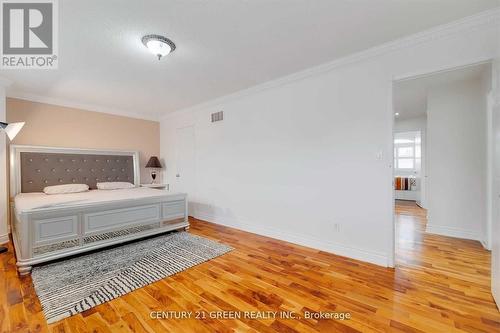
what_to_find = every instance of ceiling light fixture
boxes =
[142,34,176,60]
[394,112,400,117]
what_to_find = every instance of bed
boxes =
[9,145,188,275]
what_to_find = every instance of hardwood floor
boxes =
[1,201,499,332]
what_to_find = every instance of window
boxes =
[398,147,413,158]
[394,131,421,173]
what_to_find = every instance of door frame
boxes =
[387,59,494,268]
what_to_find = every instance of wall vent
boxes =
[211,111,223,123]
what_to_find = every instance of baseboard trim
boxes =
[194,212,389,267]
[480,240,490,250]
[0,233,9,245]
[493,283,500,311]
[425,224,481,241]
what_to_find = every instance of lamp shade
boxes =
[0,122,25,140]
[145,156,162,168]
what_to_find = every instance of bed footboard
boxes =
[12,194,188,275]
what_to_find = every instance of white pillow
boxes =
[96,182,135,190]
[43,184,89,195]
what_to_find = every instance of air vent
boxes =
[211,111,223,123]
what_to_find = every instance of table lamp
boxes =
[145,156,162,184]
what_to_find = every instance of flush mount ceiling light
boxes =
[141,34,176,60]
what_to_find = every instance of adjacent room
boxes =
[392,62,494,271]
[0,1,499,332]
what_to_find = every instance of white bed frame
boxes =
[10,145,189,275]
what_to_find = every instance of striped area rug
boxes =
[31,232,233,324]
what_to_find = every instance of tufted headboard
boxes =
[10,145,140,195]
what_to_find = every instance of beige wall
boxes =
[6,98,160,183]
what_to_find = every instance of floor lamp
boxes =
[0,122,25,254]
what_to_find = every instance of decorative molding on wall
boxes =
[6,93,159,122]
[194,212,389,267]
[162,8,500,120]
[426,224,482,242]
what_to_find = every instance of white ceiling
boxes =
[393,62,492,120]
[2,0,499,120]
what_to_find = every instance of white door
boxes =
[175,126,196,200]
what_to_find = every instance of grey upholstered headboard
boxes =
[10,146,140,194]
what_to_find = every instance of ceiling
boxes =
[2,0,499,120]
[393,62,492,120]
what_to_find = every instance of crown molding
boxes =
[7,92,160,122]
[162,7,500,119]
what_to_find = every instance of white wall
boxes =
[394,116,427,208]
[491,56,500,308]
[394,116,427,132]
[161,12,499,267]
[0,84,8,244]
[426,78,487,242]
[485,67,495,251]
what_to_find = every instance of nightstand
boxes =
[140,183,169,190]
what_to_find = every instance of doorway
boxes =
[391,61,493,267]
